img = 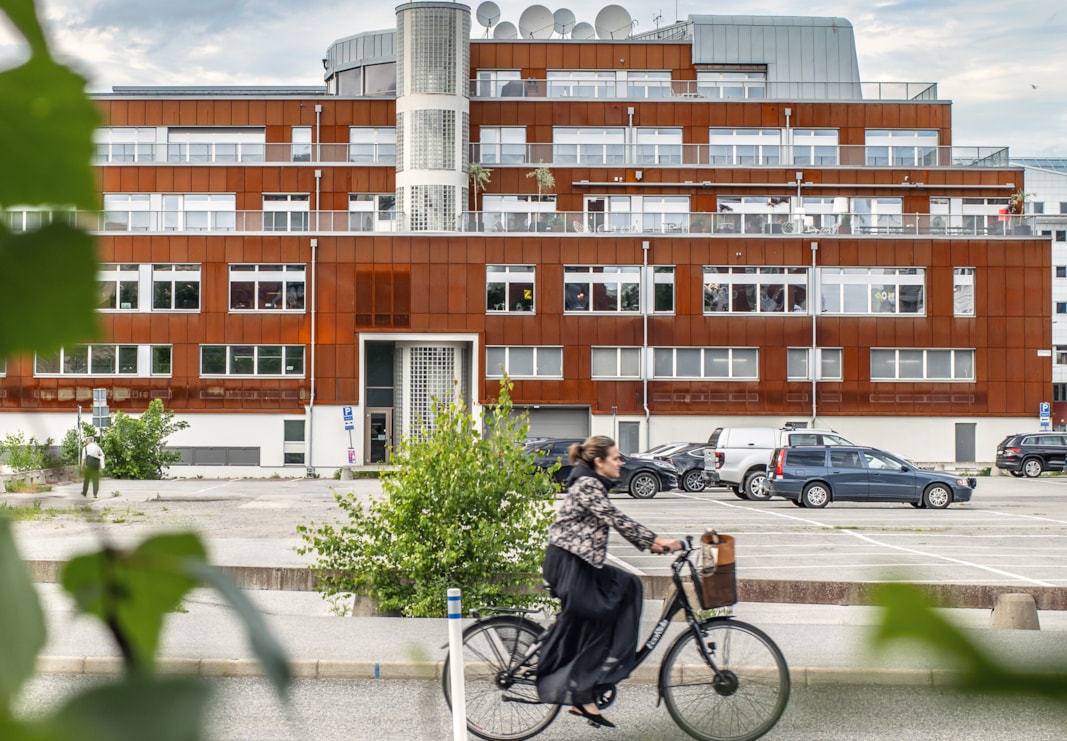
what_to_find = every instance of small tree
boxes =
[466,162,492,214]
[298,379,558,617]
[0,431,53,472]
[526,162,555,202]
[97,399,189,479]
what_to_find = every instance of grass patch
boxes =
[0,500,146,523]
[2,480,53,493]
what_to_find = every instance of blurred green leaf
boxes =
[0,223,99,359]
[186,562,291,697]
[0,519,46,708]
[61,533,207,671]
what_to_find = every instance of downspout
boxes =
[810,241,818,426]
[642,240,651,450]
[314,104,322,163]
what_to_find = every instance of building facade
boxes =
[0,5,1050,472]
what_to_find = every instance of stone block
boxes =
[990,592,1040,630]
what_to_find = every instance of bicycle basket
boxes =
[693,529,737,610]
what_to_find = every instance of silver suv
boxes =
[703,426,855,500]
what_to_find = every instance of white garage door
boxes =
[515,407,590,439]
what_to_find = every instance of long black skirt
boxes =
[535,544,643,706]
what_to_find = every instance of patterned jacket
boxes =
[547,466,657,568]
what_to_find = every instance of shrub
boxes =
[0,431,53,472]
[97,399,189,479]
[298,379,558,617]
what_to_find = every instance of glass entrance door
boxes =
[365,409,393,463]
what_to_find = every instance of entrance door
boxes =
[955,423,976,462]
[365,409,393,463]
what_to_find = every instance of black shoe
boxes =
[570,706,615,729]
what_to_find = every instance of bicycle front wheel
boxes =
[441,614,560,741]
[660,618,790,741]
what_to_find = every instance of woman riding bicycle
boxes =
[536,434,683,728]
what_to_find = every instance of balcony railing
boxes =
[93,143,397,165]
[469,79,938,101]
[473,143,1010,168]
[3,209,1038,237]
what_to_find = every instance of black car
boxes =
[630,442,708,492]
[995,433,1067,478]
[524,438,678,498]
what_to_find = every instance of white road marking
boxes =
[193,481,236,494]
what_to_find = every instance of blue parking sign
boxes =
[342,405,354,421]
[1040,402,1051,418]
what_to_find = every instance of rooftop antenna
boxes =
[475,1,500,38]
[653,11,662,31]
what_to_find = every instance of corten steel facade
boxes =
[0,8,1050,472]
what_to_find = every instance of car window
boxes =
[829,449,863,469]
[1037,435,1064,445]
[550,442,572,456]
[862,451,900,470]
[1022,436,1040,445]
[822,434,852,446]
[787,449,826,467]
[707,428,723,446]
[789,433,819,446]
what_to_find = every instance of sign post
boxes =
[1040,401,1051,431]
[342,405,355,463]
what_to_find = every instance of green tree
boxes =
[526,162,555,202]
[0,431,53,472]
[466,162,492,213]
[97,399,189,479]
[297,379,558,617]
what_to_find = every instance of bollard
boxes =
[990,592,1040,630]
[340,467,354,480]
[447,587,467,741]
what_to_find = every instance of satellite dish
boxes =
[493,21,518,39]
[518,5,554,39]
[553,8,576,36]
[594,4,632,39]
[571,21,594,39]
[476,1,500,27]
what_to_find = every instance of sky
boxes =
[1,0,1065,155]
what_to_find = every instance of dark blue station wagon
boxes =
[765,446,976,509]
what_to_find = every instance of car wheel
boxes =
[744,470,771,501]
[731,488,747,500]
[1009,470,1024,478]
[1022,458,1044,478]
[681,469,706,492]
[923,484,951,509]
[801,482,830,508]
[790,499,805,507]
[909,501,922,508]
[629,472,659,499]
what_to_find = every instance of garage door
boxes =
[515,407,590,439]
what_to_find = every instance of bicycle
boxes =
[441,536,790,741]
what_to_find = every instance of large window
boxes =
[865,129,938,166]
[486,265,535,313]
[820,268,924,315]
[348,194,397,232]
[478,127,526,164]
[954,268,975,317]
[591,347,642,379]
[564,266,640,313]
[635,128,682,164]
[103,194,151,231]
[35,345,172,376]
[792,129,839,165]
[485,347,562,378]
[787,348,843,381]
[475,69,522,97]
[553,128,625,165]
[697,71,766,99]
[283,420,306,465]
[162,194,236,232]
[98,263,140,311]
[870,349,975,381]
[482,194,557,232]
[709,129,780,165]
[167,127,265,163]
[229,264,305,311]
[703,267,808,314]
[349,127,396,164]
[94,127,155,163]
[291,127,312,162]
[716,195,792,234]
[653,348,759,380]
[152,264,201,310]
[263,194,310,232]
[200,345,305,377]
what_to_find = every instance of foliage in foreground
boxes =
[298,379,559,617]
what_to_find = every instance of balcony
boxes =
[93,143,396,165]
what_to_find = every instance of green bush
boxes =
[96,399,189,479]
[298,379,559,617]
[0,431,53,472]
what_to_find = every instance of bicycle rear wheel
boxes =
[660,618,790,741]
[441,614,560,741]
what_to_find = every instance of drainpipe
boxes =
[642,240,651,449]
[810,241,818,426]
[314,168,321,232]
[314,104,322,162]
[306,237,318,477]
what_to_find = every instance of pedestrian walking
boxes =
[81,436,104,498]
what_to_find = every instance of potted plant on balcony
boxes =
[837,213,852,234]
[1007,189,1033,235]
[526,162,555,231]
[466,162,492,231]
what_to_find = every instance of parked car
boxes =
[995,433,1067,478]
[630,442,708,492]
[631,441,696,460]
[524,438,678,498]
[703,426,856,501]
[765,445,976,509]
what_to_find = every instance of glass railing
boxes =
[469,79,938,101]
[93,143,397,165]
[2,209,1039,237]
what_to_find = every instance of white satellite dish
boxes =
[553,8,576,36]
[493,21,518,39]
[476,1,501,27]
[518,5,554,39]
[594,4,632,39]
[571,21,594,39]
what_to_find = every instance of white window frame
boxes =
[283,419,306,465]
[864,129,938,166]
[263,194,310,232]
[94,127,156,163]
[162,193,236,232]
[1055,346,1067,367]
[564,265,641,313]
[348,127,397,164]
[635,128,682,164]
[485,346,563,379]
[229,264,306,312]
[709,128,781,165]
[475,69,522,97]
[792,129,839,166]
[478,127,526,164]
[348,193,397,232]
[819,268,925,315]
[787,348,844,381]
[703,267,809,314]
[591,347,642,379]
[954,267,975,317]
[103,193,151,231]
[166,127,265,163]
[34,344,172,377]
[199,345,306,377]
[486,265,535,313]
[653,347,759,380]
[291,126,312,162]
[870,348,975,382]
[553,127,626,165]
[697,71,766,99]
[97,263,141,311]
[546,70,617,98]
[152,264,202,311]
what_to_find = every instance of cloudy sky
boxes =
[2,0,1064,155]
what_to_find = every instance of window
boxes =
[653,347,759,380]
[652,267,675,313]
[483,194,557,232]
[864,129,938,166]
[626,71,672,98]
[229,264,306,311]
[792,129,839,166]
[696,71,766,99]
[1058,303,1067,315]
[162,194,236,232]
[478,127,526,164]
[1055,384,1067,403]
[283,420,306,465]
[349,127,396,164]
[819,268,925,315]
[94,127,155,163]
[475,69,521,97]
[591,347,642,378]
[263,194,310,232]
[167,127,265,163]
[291,127,312,162]
[715,195,793,234]
[553,128,625,165]
[870,349,975,381]
[708,129,781,165]
[98,263,140,310]
[546,70,617,98]
[829,449,864,469]
[103,194,151,231]
[486,265,535,313]
[787,348,843,380]
[582,195,689,234]
[200,345,305,376]
[348,194,397,232]
[635,128,682,164]
[954,267,975,316]
[703,267,809,314]
[152,264,201,310]
[34,345,171,376]
[1057,267,1066,279]
[790,449,828,467]
[1055,347,1067,366]
[564,266,640,313]
[485,347,563,378]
